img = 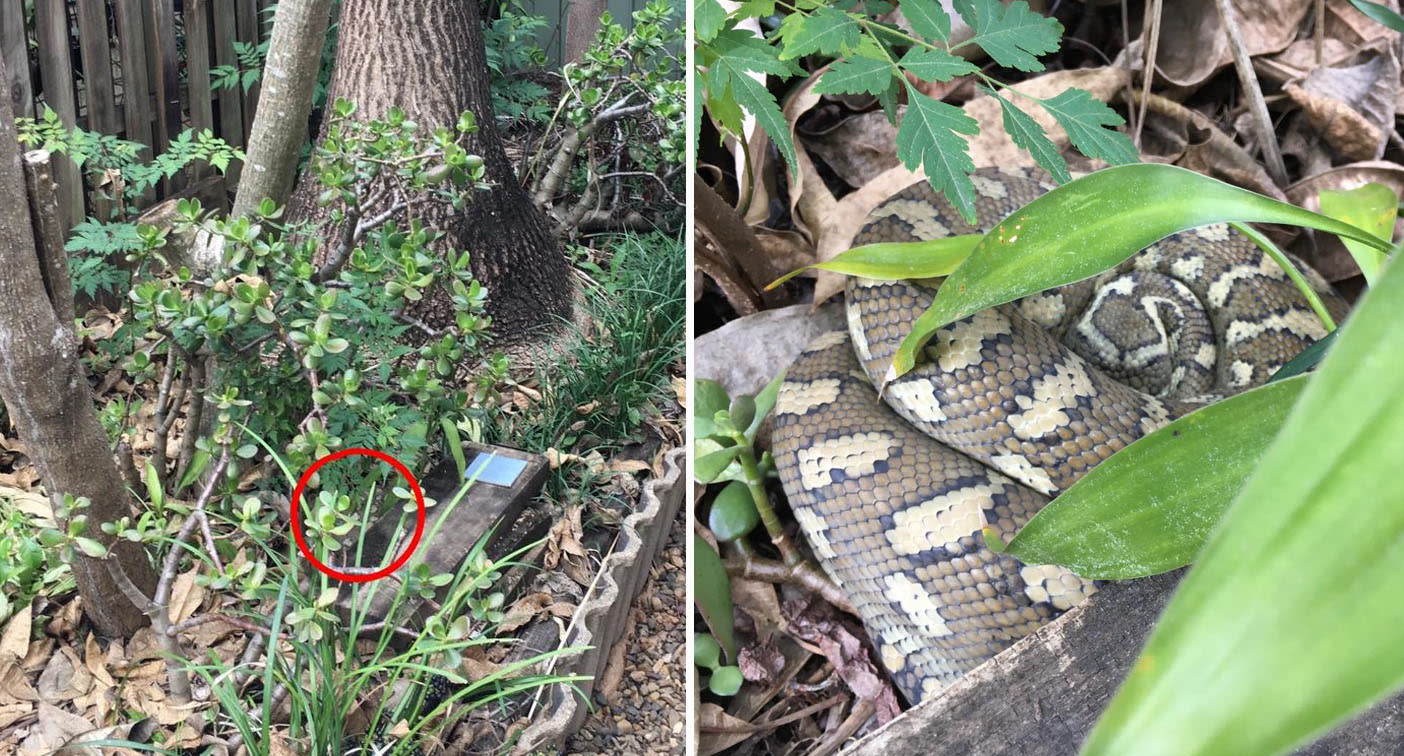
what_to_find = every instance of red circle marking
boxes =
[290,448,426,583]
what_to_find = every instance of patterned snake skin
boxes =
[771,166,1348,704]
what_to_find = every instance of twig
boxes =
[1214,0,1288,185]
[1134,0,1162,148]
[173,357,207,485]
[168,611,270,637]
[1315,0,1325,66]
[722,556,855,615]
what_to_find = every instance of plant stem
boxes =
[735,442,802,568]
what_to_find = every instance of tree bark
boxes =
[190,0,334,273]
[0,62,157,638]
[287,0,573,342]
[563,0,608,64]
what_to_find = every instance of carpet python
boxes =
[771,166,1348,704]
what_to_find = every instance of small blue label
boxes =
[465,452,527,488]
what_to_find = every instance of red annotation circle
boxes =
[290,448,425,584]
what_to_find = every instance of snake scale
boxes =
[771,166,1348,704]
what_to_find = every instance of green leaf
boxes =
[1318,183,1396,284]
[706,32,800,173]
[1038,87,1138,167]
[709,481,761,541]
[144,462,164,509]
[897,47,979,83]
[747,371,786,442]
[900,0,952,42]
[768,234,981,289]
[694,633,723,669]
[694,533,738,660]
[815,56,894,96]
[1082,253,1404,756]
[74,537,108,558]
[1006,376,1305,579]
[695,0,728,42]
[710,665,745,695]
[695,442,745,483]
[1268,331,1338,383]
[986,88,1069,183]
[889,164,1393,382]
[1348,0,1404,32]
[693,379,731,440]
[954,0,1062,71]
[896,82,980,223]
[777,7,861,60]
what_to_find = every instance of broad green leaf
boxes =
[1318,182,1396,284]
[889,163,1394,382]
[695,0,727,41]
[694,633,723,668]
[710,665,745,695]
[767,234,981,289]
[736,0,776,16]
[897,47,979,83]
[721,67,797,173]
[1083,253,1404,756]
[815,56,894,96]
[777,7,861,60]
[694,533,738,660]
[709,481,760,541]
[706,29,796,79]
[144,462,163,509]
[1038,87,1138,167]
[896,82,980,223]
[900,0,952,42]
[1006,376,1305,580]
[1348,0,1404,32]
[953,0,1062,72]
[986,88,1069,183]
[74,537,108,558]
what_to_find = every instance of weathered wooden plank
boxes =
[210,0,243,141]
[183,0,214,136]
[0,0,33,117]
[75,0,119,135]
[147,0,180,160]
[235,0,259,138]
[113,0,153,148]
[842,570,1404,756]
[33,0,83,228]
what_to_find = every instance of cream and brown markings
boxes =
[771,167,1348,704]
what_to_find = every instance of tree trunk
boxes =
[191,0,334,273]
[563,0,608,64]
[288,0,573,342]
[0,62,156,638]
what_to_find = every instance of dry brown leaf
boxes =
[19,703,94,754]
[782,69,836,245]
[0,699,29,729]
[21,637,53,672]
[801,110,901,187]
[0,661,39,702]
[1130,91,1286,198]
[1149,0,1311,88]
[497,592,556,633]
[46,598,81,638]
[81,635,113,691]
[166,568,205,625]
[37,645,90,703]
[698,702,752,756]
[0,604,32,662]
[1284,48,1400,161]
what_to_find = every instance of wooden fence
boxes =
[0,0,657,228]
[2,0,272,228]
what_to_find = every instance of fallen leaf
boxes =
[166,568,205,624]
[0,604,32,662]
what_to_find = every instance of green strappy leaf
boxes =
[1005,376,1306,580]
[1081,253,1404,756]
[767,235,982,290]
[1318,182,1396,284]
[887,164,1395,386]
[694,533,738,661]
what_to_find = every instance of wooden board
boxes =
[235,0,259,138]
[148,0,181,162]
[184,0,215,137]
[75,0,119,135]
[842,570,1404,756]
[33,0,82,228]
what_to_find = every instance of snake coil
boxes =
[771,167,1346,703]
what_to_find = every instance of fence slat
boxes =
[236,0,259,138]
[34,0,82,228]
[1,0,32,117]
[76,0,119,135]
[184,0,214,135]
[148,0,180,164]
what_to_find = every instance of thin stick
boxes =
[1215,0,1289,185]
[1134,0,1162,148]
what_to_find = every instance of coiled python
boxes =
[771,166,1347,704]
